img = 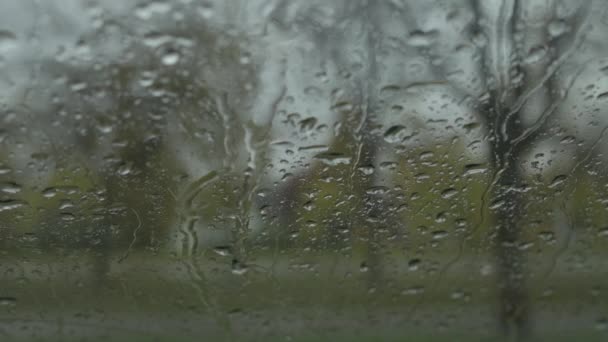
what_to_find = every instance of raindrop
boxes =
[162,51,180,66]
[313,152,351,166]
[0,297,16,307]
[380,85,401,97]
[463,163,487,176]
[408,258,421,271]
[419,151,434,160]
[366,186,389,196]
[549,175,567,188]
[299,117,318,133]
[435,212,447,223]
[548,20,569,37]
[407,30,438,47]
[596,92,608,100]
[331,101,354,113]
[135,2,172,20]
[239,52,251,65]
[450,290,468,300]
[432,230,448,239]
[440,188,458,199]
[138,71,157,87]
[524,46,547,64]
[560,136,576,144]
[59,200,74,210]
[58,212,75,222]
[231,259,248,275]
[0,30,16,52]
[197,4,214,19]
[0,200,25,212]
[303,200,315,211]
[117,163,133,176]
[357,165,375,175]
[401,286,425,296]
[489,199,505,210]
[538,231,556,243]
[298,145,328,153]
[383,125,408,143]
[596,317,608,331]
[0,182,22,194]
[213,246,231,257]
[42,187,58,198]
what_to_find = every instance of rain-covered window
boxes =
[1,1,608,341]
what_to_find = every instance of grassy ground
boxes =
[0,250,606,342]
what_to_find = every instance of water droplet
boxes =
[408,258,421,271]
[59,200,75,210]
[303,200,315,211]
[197,4,214,19]
[0,200,26,212]
[538,231,556,243]
[231,259,248,275]
[331,101,354,113]
[138,70,157,87]
[560,136,576,144]
[548,20,569,37]
[380,85,401,97]
[135,2,172,20]
[383,125,409,143]
[549,175,567,188]
[357,165,375,175]
[596,92,608,100]
[463,163,487,176]
[42,187,58,198]
[299,117,317,133]
[0,30,16,52]
[0,182,21,194]
[489,199,505,210]
[117,163,133,176]
[407,30,438,47]
[0,297,16,307]
[162,51,180,66]
[298,145,329,153]
[401,286,425,296]
[440,188,458,199]
[0,165,11,175]
[365,186,389,195]
[596,317,608,331]
[313,152,351,166]
[213,246,231,257]
[61,213,76,221]
[432,230,448,239]
[524,46,547,64]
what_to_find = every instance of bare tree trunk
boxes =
[471,0,532,338]
[491,121,530,339]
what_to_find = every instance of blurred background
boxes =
[1,0,608,341]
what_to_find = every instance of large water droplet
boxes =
[0,182,22,194]
[0,30,16,52]
[383,125,408,143]
[0,297,16,307]
[161,51,180,66]
[314,152,351,166]
[407,30,438,47]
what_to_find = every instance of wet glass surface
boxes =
[1,0,608,341]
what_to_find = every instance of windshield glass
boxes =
[1,1,607,341]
